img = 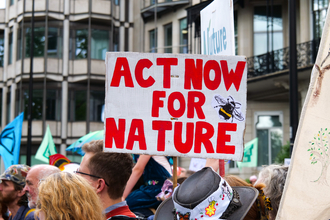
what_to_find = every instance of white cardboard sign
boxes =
[104,52,247,160]
[201,0,235,56]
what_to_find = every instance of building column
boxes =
[172,19,179,54]
[2,27,9,128]
[60,3,70,155]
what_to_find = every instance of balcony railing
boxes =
[247,39,320,78]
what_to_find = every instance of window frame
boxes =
[254,111,284,166]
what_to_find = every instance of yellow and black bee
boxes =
[213,95,244,122]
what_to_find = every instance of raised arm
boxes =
[123,155,152,200]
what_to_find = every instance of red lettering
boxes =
[157,58,178,89]
[220,60,246,91]
[187,92,205,119]
[216,123,237,154]
[168,92,185,118]
[152,91,166,117]
[204,60,221,90]
[126,119,147,150]
[194,122,215,153]
[184,59,203,90]
[152,121,172,151]
[110,57,134,87]
[135,59,155,88]
[174,122,194,154]
[105,118,125,149]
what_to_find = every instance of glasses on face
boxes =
[74,169,110,187]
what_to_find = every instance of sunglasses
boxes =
[74,170,110,187]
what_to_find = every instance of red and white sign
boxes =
[104,52,247,160]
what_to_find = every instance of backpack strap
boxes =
[25,208,35,219]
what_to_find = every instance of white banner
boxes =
[277,9,330,220]
[104,52,247,160]
[201,0,235,56]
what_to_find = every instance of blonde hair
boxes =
[35,172,104,220]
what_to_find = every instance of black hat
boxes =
[154,167,258,220]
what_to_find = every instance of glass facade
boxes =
[313,0,329,40]
[149,29,157,53]
[164,23,172,53]
[91,29,109,60]
[8,32,13,64]
[23,89,43,120]
[75,29,88,59]
[253,5,283,56]
[90,90,105,122]
[46,90,61,121]
[0,33,4,66]
[179,18,188,54]
[256,114,283,166]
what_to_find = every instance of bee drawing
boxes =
[213,95,244,122]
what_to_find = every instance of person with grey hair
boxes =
[255,165,289,220]
[23,165,61,209]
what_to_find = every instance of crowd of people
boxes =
[0,140,289,220]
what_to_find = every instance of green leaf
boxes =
[326,128,328,131]
[311,153,313,156]
[312,143,315,145]
[308,149,311,151]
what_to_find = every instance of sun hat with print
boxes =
[154,167,258,220]
[0,164,30,186]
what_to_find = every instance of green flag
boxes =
[35,125,57,163]
[237,138,258,168]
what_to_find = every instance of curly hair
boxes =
[35,172,104,220]
[258,165,289,220]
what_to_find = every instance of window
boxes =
[113,27,119,52]
[164,23,172,53]
[150,0,156,5]
[125,28,129,52]
[0,33,4,67]
[149,29,157,53]
[25,27,45,57]
[89,90,105,122]
[46,90,61,121]
[23,89,43,120]
[48,28,62,58]
[179,18,188,54]
[70,90,86,121]
[17,28,22,60]
[6,90,10,124]
[91,29,109,60]
[10,0,14,6]
[8,32,13,64]
[234,11,238,55]
[253,5,283,55]
[313,0,328,40]
[75,30,88,59]
[255,112,283,166]
[114,0,119,5]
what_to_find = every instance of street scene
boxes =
[0,0,328,219]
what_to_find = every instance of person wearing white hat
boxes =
[154,167,258,220]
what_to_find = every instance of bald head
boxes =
[23,165,60,208]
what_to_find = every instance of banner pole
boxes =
[219,159,225,177]
[173,157,178,188]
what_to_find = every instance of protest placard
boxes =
[201,0,235,56]
[104,52,247,161]
[277,10,330,220]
